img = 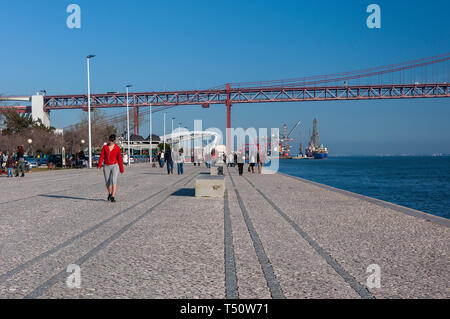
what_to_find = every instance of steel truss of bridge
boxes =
[44,83,450,110]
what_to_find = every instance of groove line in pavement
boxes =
[224,189,239,299]
[24,172,199,299]
[0,172,196,284]
[228,170,285,299]
[243,175,375,299]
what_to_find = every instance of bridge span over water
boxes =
[1,53,449,132]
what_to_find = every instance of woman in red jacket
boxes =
[98,134,124,202]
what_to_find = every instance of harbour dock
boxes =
[0,164,448,299]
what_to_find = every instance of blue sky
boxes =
[1,0,449,155]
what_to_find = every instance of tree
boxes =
[0,109,58,154]
[157,142,171,151]
[63,110,117,155]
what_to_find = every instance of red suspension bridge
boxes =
[1,53,450,136]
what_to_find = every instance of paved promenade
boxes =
[0,164,448,299]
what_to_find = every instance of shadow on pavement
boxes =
[39,194,106,202]
[171,188,195,197]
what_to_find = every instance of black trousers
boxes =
[238,163,244,175]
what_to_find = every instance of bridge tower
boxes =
[0,94,50,127]
[31,94,50,127]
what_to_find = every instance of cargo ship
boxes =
[313,145,328,159]
[307,118,328,159]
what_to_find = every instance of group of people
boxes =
[0,146,27,178]
[228,149,266,176]
[156,148,186,175]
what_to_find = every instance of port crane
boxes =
[280,120,301,158]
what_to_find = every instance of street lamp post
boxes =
[27,139,33,156]
[171,117,175,148]
[178,123,182,150]
[86,54,95,169]
[126,84,133,166]
[149,104,153,165]
[163,112,167,153]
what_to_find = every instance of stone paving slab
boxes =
[229,172,360,299]
[241,170,450,299]
[225,182,272,299]
[0,163,448,299]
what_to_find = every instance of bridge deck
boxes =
[0,164,448,299]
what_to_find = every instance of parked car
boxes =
[38,158,48,166]
[47,154,63,168]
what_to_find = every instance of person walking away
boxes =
[6,155,14,178]
[249,150,257,174]
[15,146,25,177]
[164,148,173,174]
[176,148,185,175]
[98,134,124,203]
[195,151,202,167]
[237,150,245,176]
[227,153,233,167]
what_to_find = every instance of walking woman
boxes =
[98,134,124,203]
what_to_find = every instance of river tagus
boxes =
[278,156,450,219]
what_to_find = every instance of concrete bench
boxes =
[195,176,225,198]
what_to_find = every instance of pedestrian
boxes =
[15,146,25,177]
[211,149,217,166]
[164,148,173,175]
[249,150,257,174]
[160,150,165,168]
[98,134,124,203]
[237,150,245,176]
[205,151,212,169]
[227,153,233,167]
[123,152,129,166]
[157,151,162,168]
[234,152,238,167]
[6,155,14,178]
[258,148,266,174]
[176,148,185,175]
[195,151,202,167]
